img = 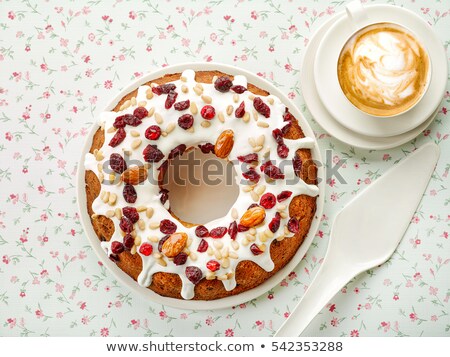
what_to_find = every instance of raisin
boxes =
[283,108,293,122]
[123,234,135,250]
[237,224,249,232]
[119,217,133,233]
[165,90,178,109]
[228,221,238,240]
[242,168,260,183]
[195,225,209,238]
[122,206,139,223]
[123,184,137,203]
[261,161,284,180]
[174,100,190,111]
[214,76,233,92]
[159,188,169,205]
[197,239,209,253]
[235,101,245,118]
[201,105,215,120]
[173,252,188,266]
[230,85,247,94]
[143,144,164,163]
[198,143,215,154]
[145,125,161,140]
[109,153,127,174]
[281,122,291,136]
[269,212,281,233]
[237,153,258,163]
[250,243,264,255]
[133,107,148,119]
[168,144,187,159]
[113,116,126,128]
[152,83,176,95]
[109,127,126,147]
[160,219,177,234]
[109,254,119,262]
[247,203,260,210]
[139,242,153,256]
[178,114,194,130]
[253,97,270,118]
[158,235,169,252]
[272,128,284,145]
[288,217,299,233]
[277,144,289,158]
[292,155,302,177]
[111,241,124,254]
[206,260,220,271]
[185,266,203,284]
[123,114,142,126]
[260,193,276,209]
[277,191,292,202]
[210,227,227,239]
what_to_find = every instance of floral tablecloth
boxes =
[1,0,449,337]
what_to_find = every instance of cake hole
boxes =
[163,148,239,225]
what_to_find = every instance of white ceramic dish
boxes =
[314,4,447,138]
[301,7,442,150]
[77,62,325,310]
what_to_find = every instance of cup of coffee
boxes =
[337,1,431,118]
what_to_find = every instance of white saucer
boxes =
[313,4,447,138]
[301,6,443,150]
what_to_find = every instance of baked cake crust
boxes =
[85,70,317,300]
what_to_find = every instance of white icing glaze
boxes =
[85,69,319,300]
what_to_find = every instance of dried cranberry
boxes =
[261,162,284,180]
[145,125,161,140]
[201,105,216,120]
[123,234,135,250]
[119,217,133,233]
[237,224,249,232]
[143,144,164,162]
[206,260,220,272]
[277,191,292,202]
[133,107,148,119]
[228,221,238,240]
[247,203,260,210]
[242,168,260,183]
[277,144,289,159]
[214,76,233,92]
[168,144,187,159]
[165,90,178,109]
[283,108,293,122]
[230,85,247,94]
[197,239,209,253]
[113,116,126,128]
[235,101,245,118]
[198,143,215,154]
[109,254,119,262]
[173,252,188,266]
[260,193,276,209]
[152,83,176,95]
[123,184,137,203]
[109,153,127,174]
[195,225,209,238]
[269,212,281,233]
[292,156,302,177]
[160,219,177,234]
[174,100,190,111]
[253,97,270,118]
[272,128,284,145]
[281,122,291,136]
[178,114,194,130]
[123,114,142,127]
[210,227,227,239]
[139,242,153,256]
[287,217,299,233]
[237,153,258,163]
[158,235,169,252]
[122,206,139,223]
[111,241,124,254]
[109,127,126,147]
[250,243,264,255]
[185,266,203,284]
[159,188,169,205]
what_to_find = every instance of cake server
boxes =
[275,142,439,337]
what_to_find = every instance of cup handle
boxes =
[346,0,369,29]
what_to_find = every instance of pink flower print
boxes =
[259,31,267,38]
[380,321,390,332]
[350,329,359,337]
[281,32,289,40]
[288,271,297,280]
[409,312,418,322]
[431,315,438,322]
[330,192,338,201]
[40,63,48,72]
[441,107,447,115]
[329,304,336,312]
[430,189,437,196]
[166,25,174,33]
[382,154,391,161]
[56,312,63,319]
[5,132,12,141]
[84,278,92,288]
[104,80,113,89]
[2,255,10,264]
[60,38,69,47]
[205,316,213,326]
[81,316,90,325]
[79,302,87,310]
[298,7,307,14]
[137,31,145,38]
[129,11,137,20]
[40,213,48,221]
[331,317,338,327]
[57,160,66,169]
[393,294,399,301]
[210,33,217,42]
[441,231,448,239]
[354,163,360,169]
[284,312,290,318]
[406,280,414,288]
[159,311,167,320]
[325,6,335,15]
[25,45,30,52]
[268,46,274,52]
[412,216,420,224]
[180,313,188,320]
[42,91,50,99]
[364,178,371,185]
[289,25,298,33]
[7,318,16,329]
[421,8,430,15]
[251,11,258,20]
[365,303,371,310]
[130,319,140,329]
[38,185,46,194]
[429,286,438,296]
[55,283,64,293]
[100,327,109,337]
[181,38,190,47]
[280,279,288,287]
[8,11,15,20]
[413,272,422,281]
[255,320,264,331]
[40,269,48,278]
[35,309,44,319]
[89,95,97,104]
[224,328,234,337]
[267,293,274,300]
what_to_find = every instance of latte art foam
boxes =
[338,23,429,117]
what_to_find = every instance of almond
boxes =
[121,166,148,185]
[161,232,188,258]
[240,206,266,227]
[215,129,234,158]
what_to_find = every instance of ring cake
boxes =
[84,69,319,300]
